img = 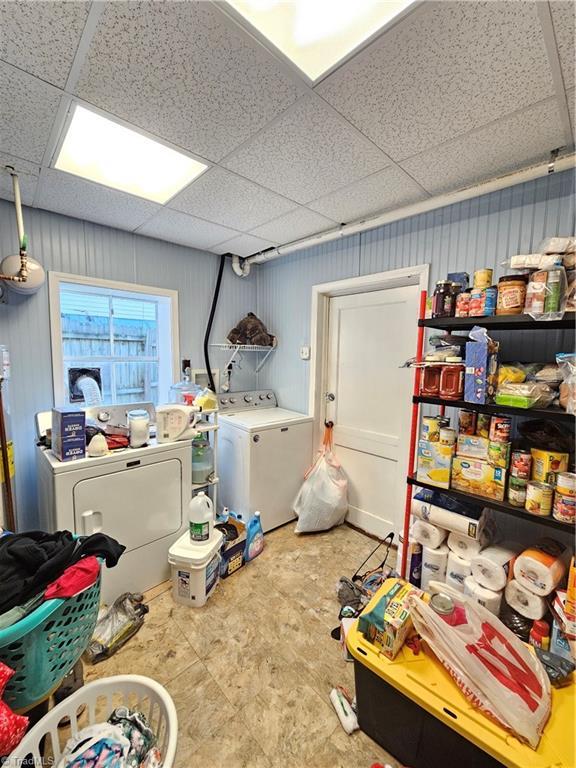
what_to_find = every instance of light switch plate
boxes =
[299,345,311,360]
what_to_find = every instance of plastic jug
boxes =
[192,436,214,484]
[188,491,214,543]
[244,511,265,561]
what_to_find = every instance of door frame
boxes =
[308,264,429,477]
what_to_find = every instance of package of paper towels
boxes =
[464,576,502,615]
[411,519,447,549]
[505,580,547,620]
[446,551,471,592]
[421,544,449,591]
[411,497,488,541]
[447,532,483,559]
[513,538,572,597]
[471,543,521,592]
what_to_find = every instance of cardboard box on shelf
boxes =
[464,332,499,405]
[51,408,86,462]
[456,434,490,461]
[417,440,453,489]
[451,456,505,501]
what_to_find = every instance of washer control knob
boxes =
[229,397,237,404]
[244,395,253,403]
[259,394,266,400]
[266,393,273,400]
[97,411,110,422]
[220,399,228,405]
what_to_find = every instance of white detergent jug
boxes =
[188,491,214,543]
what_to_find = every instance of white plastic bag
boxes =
[408,593,551,749]
[293,425,348,533]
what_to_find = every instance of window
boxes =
[49,273,178,406]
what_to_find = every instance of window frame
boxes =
[49,271,179,407]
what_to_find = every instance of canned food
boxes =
[553,491,576,524]
[430,593,455,615]
[469,288,486,317]
[556,471,576,497]
[455,292,471,318]
[458,410,477,435]
[476,413,491,438]
[508,476,527,507]
[530,449,569,483]
[436,415,450,428]
[483,286,497,317]
[488,440,511,469]
[473,268,493,289]
[489,415,512,443]
[510,449,532,480]
[525,482,554,517]
[439,427,457,446]
[421,416,439,442]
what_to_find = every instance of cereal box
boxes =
[417,440,453,489]
[451,456,505,501]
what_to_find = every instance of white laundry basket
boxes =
[6,675,178,767]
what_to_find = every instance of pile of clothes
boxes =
[57,706,162,767]
[227,312,276,347]
[0,530,125,629]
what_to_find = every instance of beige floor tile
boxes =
[181,716,270,768]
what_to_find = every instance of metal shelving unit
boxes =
[210,343,276,373]
[400,292,575,578]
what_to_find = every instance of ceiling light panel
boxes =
[226,0,413,81]
[54,105,207,203]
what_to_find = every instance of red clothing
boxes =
[45,556,100,599]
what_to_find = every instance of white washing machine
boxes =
[36,405,191,603]
[217,390,313,532]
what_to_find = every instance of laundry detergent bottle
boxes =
[188,491,214,543]
[245,511,265,561]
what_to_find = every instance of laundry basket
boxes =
[0,576,101,711]
[5,675,178,768]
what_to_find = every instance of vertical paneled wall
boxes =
[257,169,576,411]
[0,201,257,526]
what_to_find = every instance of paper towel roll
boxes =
[471,543,521,592]
[464,576,502,615]
[513,538,572,597]
[411,498,487,540]
[446,551,471,593]
[505,579,547,620]
[421,544,449,592]
[411,519,447,549]
[447,532,483,559]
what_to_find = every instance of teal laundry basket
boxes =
[0,575,101,711]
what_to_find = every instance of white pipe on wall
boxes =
[235,154,576,273]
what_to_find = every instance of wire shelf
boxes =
[210,343,276,372]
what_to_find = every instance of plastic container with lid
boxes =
[496,274,528,315]
[168,529,223,607]
[188,491,214,542]
[192,436,214,484]
[127,409,150,448]
[421,366,441,397]
[439,364,464,400]
[170,378,202,404]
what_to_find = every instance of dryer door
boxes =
[73,458,182,552]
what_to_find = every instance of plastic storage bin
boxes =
[6,674,178,768]
[347,586,575,768]
[168,530,223,607]
[0,576,101,711]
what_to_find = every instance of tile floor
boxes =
[84,523,400,768]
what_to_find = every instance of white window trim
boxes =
[49,271,180,406]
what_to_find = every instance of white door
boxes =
[325,286,419,537]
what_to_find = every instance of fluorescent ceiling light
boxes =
[227,0,413,81]
[54,105,207,204]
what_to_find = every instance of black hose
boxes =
[203,253,227,392]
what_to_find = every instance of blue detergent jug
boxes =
[244,511,265,561]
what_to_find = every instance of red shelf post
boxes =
[400,289,427,578]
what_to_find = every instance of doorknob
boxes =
[325,392,335,402]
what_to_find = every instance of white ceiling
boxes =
[0,0,574,258]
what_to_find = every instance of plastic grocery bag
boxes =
[293,424,348,533]
[408,593,551,748]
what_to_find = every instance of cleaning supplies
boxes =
[244,511,265,561]
[188,491,214,543]
[168,530,223,608]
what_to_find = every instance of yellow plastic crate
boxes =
[348,582,576,768]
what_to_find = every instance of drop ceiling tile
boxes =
[0,155,39,206]
[0,63,62,164]
[0,1,89,88]
[250,207,335,244]
[212,233,276,258]
[138,208,240,250]
[169,168,297,231]
[36,169,161,231]
[317,1,554,160]
[223,95,389,203]
[400,99,566,195]
[75,1,300,162]
[550,1,576,90]
[309,166,428,223]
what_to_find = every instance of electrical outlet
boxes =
[299,345,310,360]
